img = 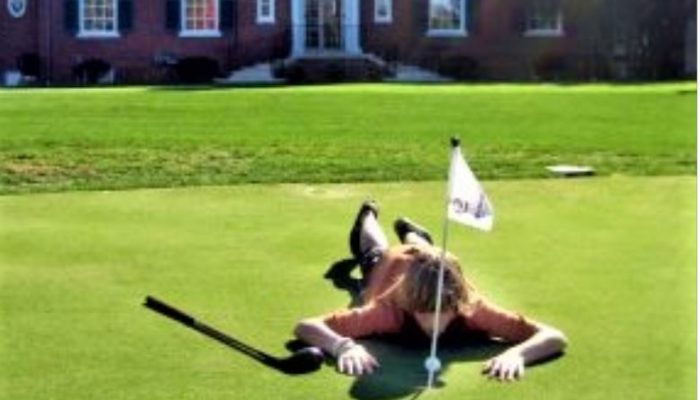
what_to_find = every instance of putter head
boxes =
[276,347,325,375]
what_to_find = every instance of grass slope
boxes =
[1,176,695,400]
[0,83,696,194]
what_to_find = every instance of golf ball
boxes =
[424,356,442,372]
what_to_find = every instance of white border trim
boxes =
[523,29,564,37]
[374,0,392,24]
[78,0,120,38]
[180,0,221,37]
[256,0,276,24]
[77,31,121,39]
[426,29,468,38]
[178,30,222,37]
[427,0,466,37]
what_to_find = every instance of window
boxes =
[375,0,392,23]
[79,0,118,37]
[181,0,220,37]
[257,0,275,24]
[428,0,465,36]
[524,0,563,36]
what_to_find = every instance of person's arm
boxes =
[294,301,402,376]
[294,318,379,376]
[482,321,567,381]
[468,299,568,382]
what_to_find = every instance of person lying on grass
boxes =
[295,201,567,382]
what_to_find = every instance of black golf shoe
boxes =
[348,200,379,263]
[394,217,434,245]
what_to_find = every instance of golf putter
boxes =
[143,295,324,375]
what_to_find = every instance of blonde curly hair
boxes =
[395,248,476,313]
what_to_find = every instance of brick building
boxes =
[0,0,695,84]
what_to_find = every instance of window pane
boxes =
[260,0,271,17]
[528,0,561,31]
[82,0,116,33]
[185,0,218,31]
[377,0,389,18]
[430,0,462,30]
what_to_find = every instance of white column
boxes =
[291,0,305,57]
[343,0,361,54]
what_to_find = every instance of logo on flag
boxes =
[447,141,493,231]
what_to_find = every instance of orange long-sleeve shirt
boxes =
[323,245,537,343]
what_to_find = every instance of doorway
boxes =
[304,0,343,52]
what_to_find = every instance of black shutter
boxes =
[512,1,527,34]
[166,0,181,31]
[220,0,234,31]
[64,0,78,34]
[468,0,480,35]
[415,0,428,32]
[119,0,134,33]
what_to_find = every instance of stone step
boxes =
[215,63,285,85]
[385,64,452,83]
[280,55,388,83]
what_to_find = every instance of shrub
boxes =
[281,64,306,84]
[173,57,220,84]
[72,59,112,84]
[437,55,480,80]
[534,54,569,81]
[17,53,41,77]
[324,62,346,82]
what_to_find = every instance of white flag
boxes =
[447,142,494,231]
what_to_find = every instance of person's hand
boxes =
[337,344,379,376]
[482,351,525,382]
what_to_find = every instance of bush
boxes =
[534,54,569,81]
[324,62,346,82]
[281,64,306,84]
[17,53,41,77]
[436,55,480,80]
[72,59,112,84]
[576,54,612,81]
[173,57,220,84]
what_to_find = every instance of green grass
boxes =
[1,176,695,400]
[0,83,696,194]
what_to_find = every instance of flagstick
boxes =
[426,203,451,388]
[426,138,459,388]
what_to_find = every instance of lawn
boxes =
[0,83,696,194]
[1,176,695,400]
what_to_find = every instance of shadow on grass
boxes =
[324,257,363,307]
[323,258,503,399]
[323,258,565,399]
[349,340,508,400]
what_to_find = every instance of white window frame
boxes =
[374,0,392,24]
[523,0,564,37]
[257,0,275,24]
[180,0,222,38]
[427,0,467,37]
[78,0,120,39]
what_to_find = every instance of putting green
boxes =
[0,176,695,400]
